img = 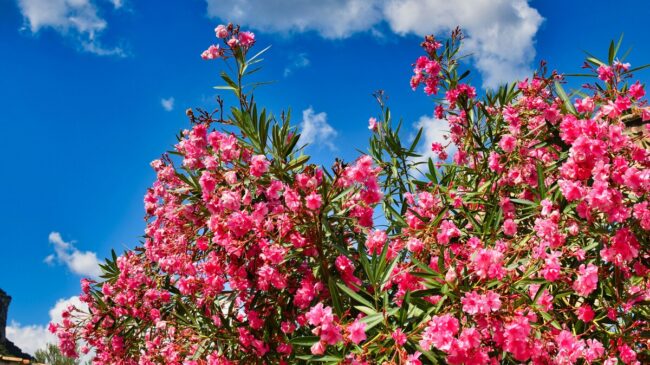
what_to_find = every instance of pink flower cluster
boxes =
[394,30,649,364]
[201,24,256,60]
[410,35,443,95]
[52,109,384,363]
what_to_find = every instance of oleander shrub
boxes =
[52,24,650,365]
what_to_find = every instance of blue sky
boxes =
[1,0,649,355]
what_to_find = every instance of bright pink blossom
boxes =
[499,134,516,153]
[573,263,598,297]
[201,45,223,60]
[215,25,228,38]
[347,320,366,344]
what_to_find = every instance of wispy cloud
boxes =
[7,296,89,357]
[16,0,126,56]
[205,0,543,88]
[110,0,124,9]
[45,232,102,279]
[161,97,175,112]
[284,53,310,77]
[299,107,338,151]
[206,0,383,39]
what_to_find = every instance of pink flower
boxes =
[277,342,292,355]
[437,220,460,245]
[503,315,531,361]
[406,352,422,365]
[618,344,637,364]
[214,25,228,39]
[597,65,614,82]
[406,237,424,253]
[461,291,501,315]
[335,255,354,275]
[540,199,554,216]
[498,134,516,153]
[392,328,407,346]
[249,154,270,177]
[347,320,366,344]
[584,339,605,363]
[601,100,621,118]
[419,314,459,351]
[366,229,387,254]
[529,284,553,311]
[201,45,223,60]
[540,251,562,282]
[310,341,325,355]
[238,31,255,47]
[600,228,640,267]
[555,330,585,364]
[227,37,238,48]
[488,152,503,172]
[470,248,505,280]
[576,304,595,322]
[305,192,322,210]
[319,321,343,345]
[431,142,447,160]
[615,95,631,111]
[559,179,585,201]
[503,219,517,236]
[368,117,379,131]
[575,96,595,113]
[306,303,333,326]
[642,107,650,121]
[613,60,630,71]
[435,105,445,119]
[573,263,598,297]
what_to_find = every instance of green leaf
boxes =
[627,63,650,74]
[336,282,374,308]
[220,71,239,94]
[536,162,546,199]
[290,336,320,346]
[296,355,343,362]
[213,85,236,91]
[614,34,624,61]
[539,311,562,330]
[554,81,577,115]
[328,277,343,317]
[409,127,424,153]
[247,45,271,63]
[354,305,378,316]
[585,56,605,67]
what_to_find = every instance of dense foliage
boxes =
[52,24,649,364]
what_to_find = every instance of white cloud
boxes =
[206,0,384,39]
[16,0,125,56]
[46,232,102,279]
[6,296,88,357]
[284,53,310,77]
[299,107,337,150]
[411,114,456,172]
[161,97,175,111]
[6,321,55,356]
[205,0,543,87]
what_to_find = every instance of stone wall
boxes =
[0,289,9,342]
[0,289,32,360]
